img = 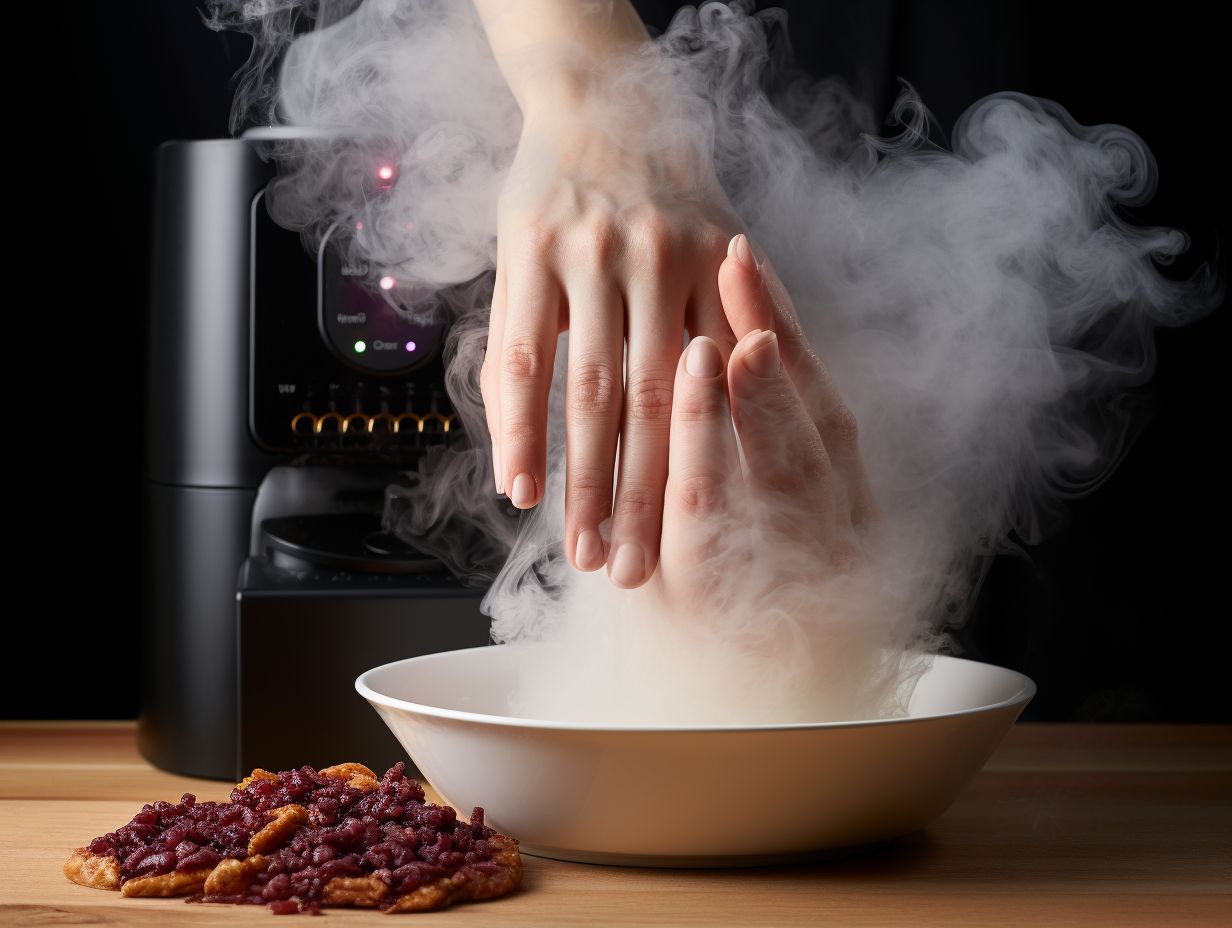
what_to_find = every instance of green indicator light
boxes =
[353,340,367,353]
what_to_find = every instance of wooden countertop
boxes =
[1,722,1228,926]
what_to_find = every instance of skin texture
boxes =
[655,241,876,605]
[472,0,740,588]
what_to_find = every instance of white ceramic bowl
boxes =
[356,645,1034,866]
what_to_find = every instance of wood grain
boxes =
[1,723,1229,926]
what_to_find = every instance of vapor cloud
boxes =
[205,0,1215,723]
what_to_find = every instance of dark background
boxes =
[7,1,1227,721]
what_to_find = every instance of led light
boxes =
[353,340,367,353]
[375,163,397,191]
[355,221,364,231]
[405,340,417,352]
[379,275,396,290]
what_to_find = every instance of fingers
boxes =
[685,276,737,356]
[718,234,816,383]
[716,234,775,337]
[498,255,561,509]
[659,336,742,596]
[564,284,624,571]
[480,257,507,493]
[728,330,834,521]
[665,337,738,523]
[608,279,684,589]
[719,242,828,501]
[684,231,736,353]
[717,239,877,526]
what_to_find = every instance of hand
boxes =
[480,104,740,588]
[654,239,877,608]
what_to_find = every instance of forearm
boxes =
[470,0,651,118]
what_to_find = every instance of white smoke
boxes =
[205,0,1216,724]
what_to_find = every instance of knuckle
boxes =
[501,414,539,447]
[795,436,832,484]
[575,216,618,265]
[673,390,726,424]
[518,220,557,256]
[637,211,674,245]
[745,381,798,417]
[614,484,661,521]
[819,404,860,450]
[673,471,726,517]
[629,214,676,272]
[568,467,614,505]
[626,375,675,423]
[569,360,619,415]
[502,338,544,382]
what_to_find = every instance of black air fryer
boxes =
[139,137,490,781]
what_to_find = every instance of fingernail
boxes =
[609,542,645,588]
[685,336,722,378]
[493,445,503,494]
[743,330,780,378]
[510,472,536,508]
[575,529,605,571]
[730,233,758,272]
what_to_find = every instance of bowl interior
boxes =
[357,645,1034,728]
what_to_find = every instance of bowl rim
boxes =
[355,645,1037,733]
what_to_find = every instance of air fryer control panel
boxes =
[249,191,456,453]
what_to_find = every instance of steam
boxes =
[206,0,1215,723]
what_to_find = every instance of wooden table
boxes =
[1,723,1228,926]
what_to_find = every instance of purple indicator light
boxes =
[405,341,417,353]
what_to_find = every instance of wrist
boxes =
[507,28,652,119]
[512,63,593,123]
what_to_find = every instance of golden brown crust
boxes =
[65,763,520,914]
[319,762,380,791]
[120,868,213,897]
[322,874,390,907]
[382,835,522,913]
[248,803,309,855]
[63,848,120,891]
[384,873,469,913]
[203,854,267,895]
[469,835,523,902]
[235,768,279,790]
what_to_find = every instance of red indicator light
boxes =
[375,163,397,190]
[379,275,396,291]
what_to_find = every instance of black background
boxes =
[6,1,1227,721]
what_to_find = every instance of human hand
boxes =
[654,239,877,607]
[480,103,740,588]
